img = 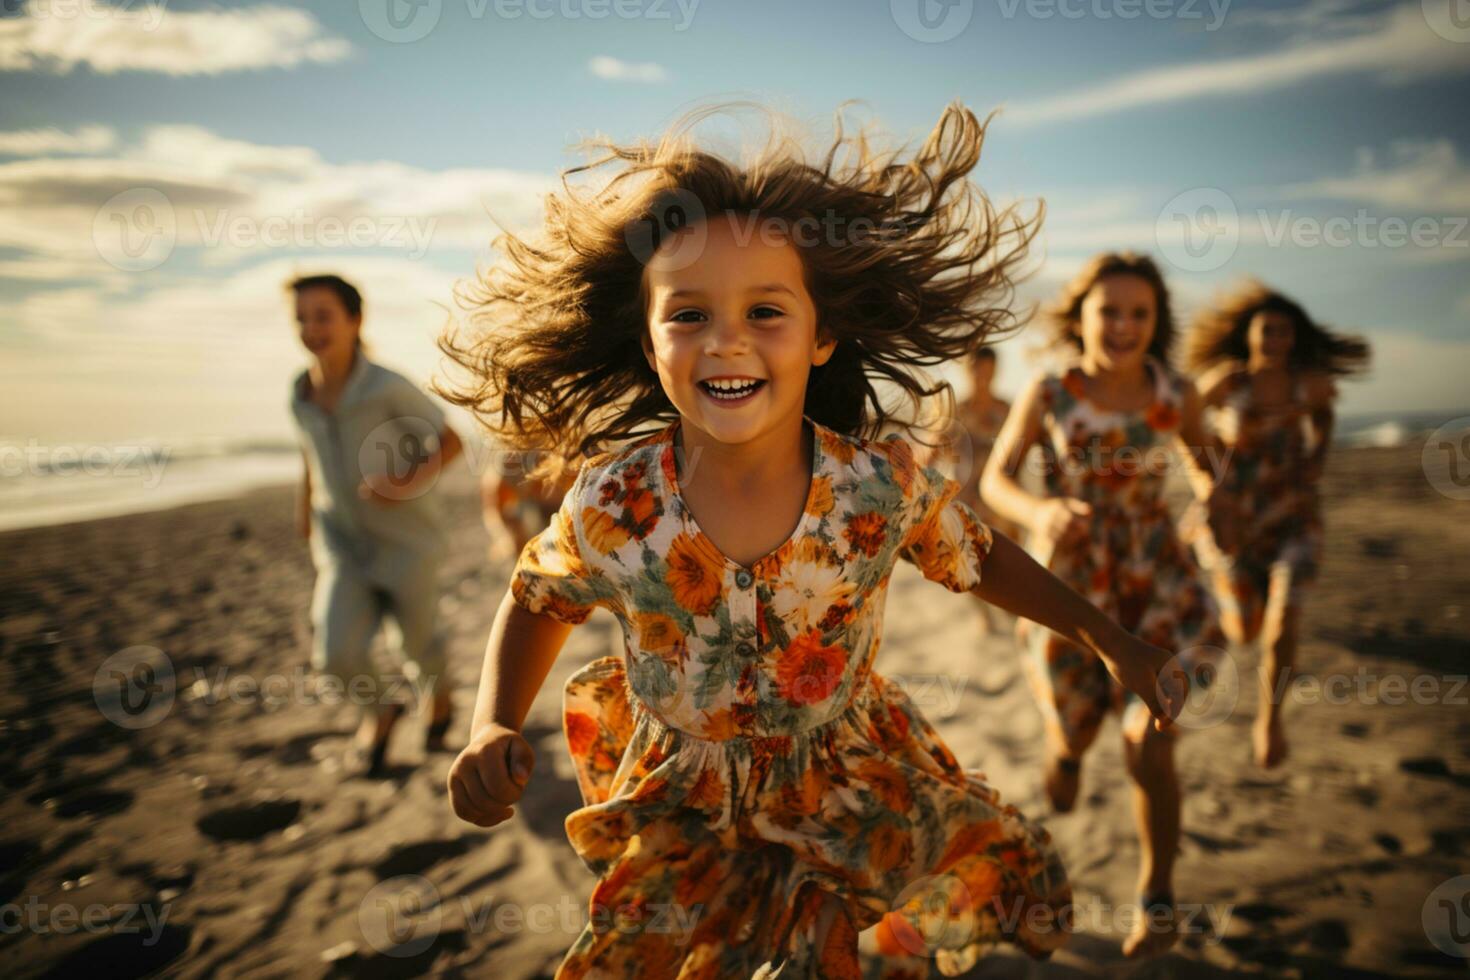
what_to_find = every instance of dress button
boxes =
[736,641,756,657]
[735,569,753,589]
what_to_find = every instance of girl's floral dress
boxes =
[1183,367,1327,638]
[510,414,1073,978]
[1018,358,1225,751]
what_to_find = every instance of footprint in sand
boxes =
[26,778,135,819]
[196,798,302,843]
[42,925,191,980]
[372,838,473,880]
[1400,756,1470,789]
[0,838,40,904]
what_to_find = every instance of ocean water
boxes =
[0,437,304,532]
[2,410,1467,532]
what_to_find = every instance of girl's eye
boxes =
[669,309,706,323]
[749,306,785,320]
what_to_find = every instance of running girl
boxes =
[980,251,1228,958]
[1183,281,1369,769]
[439,107,1185,977]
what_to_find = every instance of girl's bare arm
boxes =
[981,377,1092,545]
[979,377,1049,529]
[972,533,1184,729]
[472,590,575,735]
[449,591,575,827]
[1173,377,1228,504]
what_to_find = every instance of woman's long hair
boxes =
[1184,280,1371,376]
[435,101,1043,477]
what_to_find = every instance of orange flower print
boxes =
[819,427,856,465]
[1145,399,1180,432]
[634,611,685,665]
[1062,369,1087,400]
[856,759,914,813]
[687,766,727,811]
[867,821,914,872]
[565,710,599,757]
[775,630,847,706]
[843,511,887,558]
[885,701,910,740]
[624,485,660,539]
[699,706,739,741]
[937,820,1003,869]
[805,474,835,519]
[584,505,631,554]
[665,532,724,615]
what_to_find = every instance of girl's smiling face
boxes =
[1247,308,1296,367]
[1078,272,1156,373]
[295,286,360,360]
[640,215,836,446]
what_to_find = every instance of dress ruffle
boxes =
[555,654,1073,978]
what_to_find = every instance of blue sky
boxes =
[1,0,1468,444]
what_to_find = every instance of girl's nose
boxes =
[704,315,750,354]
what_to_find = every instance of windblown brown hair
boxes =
[435,101,1042,478]
[1042,251,1175,364]
[1184,280,1371,377]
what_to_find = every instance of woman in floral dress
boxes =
[981,251,1228,959]
[1183,281,1369,769]
[438,105,1185,977]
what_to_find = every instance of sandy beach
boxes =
[2,442,1467,978]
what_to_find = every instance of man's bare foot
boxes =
[1043,752,1082,813]
[1122,891,1178,958]
[1253,713,1288,769]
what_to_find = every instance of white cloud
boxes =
[1274,140,1470,212]
[0,125,558,442]
[0,254,472,442]
[0,124,115,156]
[587,55,668,83]
[1008,4,1470,125]
[0,124,553,277]
[0,2,350,76]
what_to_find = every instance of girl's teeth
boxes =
[703,380,762,400]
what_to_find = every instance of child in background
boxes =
[479,461,578,565]
[913,346,1021,637]
[438,105,1185,977]
[1183,282,1369,769]
[981,251,1228,958]
[288,274,462,776]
